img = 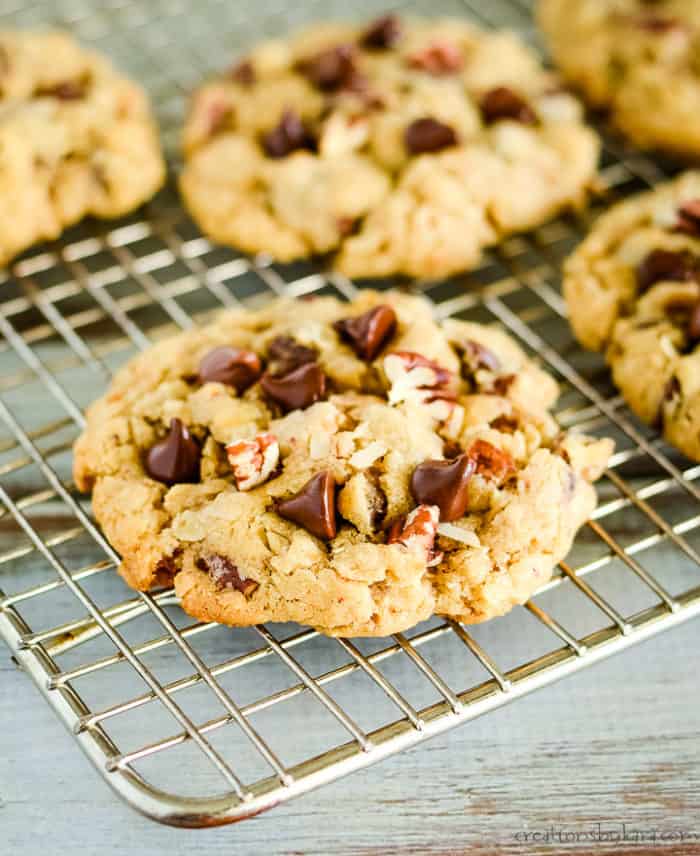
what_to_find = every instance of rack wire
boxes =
[1,0,699,829]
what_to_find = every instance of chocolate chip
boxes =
[154,555,177,580]
[262,110,316,158]
[462,339,501,375]
[145,418,200,485]
[404,117,457,155]
[38,79,86,100]
[277,471,337,540]
[410,454,476,522]
[636,249,698,293]
[676,199,700,236]
[267,335,317,374]
[198,346,262,392]
[196,555,258,594]
[261,362,327,412]
[480,86,537,125]
[468,439,515,483]
[688,300,700,342]
[229,59,255,85]
[298,44,358,91]
[361,14,402,49]
[334,304,397,361]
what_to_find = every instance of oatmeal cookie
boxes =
[74,291,612,636]
[564,171,700,461]
[0,30,165,266]
[179,14,599,279]
[539,0,700,157]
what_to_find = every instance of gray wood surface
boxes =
[2,614,699,855]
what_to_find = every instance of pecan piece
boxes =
[407,41,463,75]
[388,504,442,566]
[383,351,457,421]
[468,439,515,483]
[226,432,279,490]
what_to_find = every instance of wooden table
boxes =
[2,610,699,855]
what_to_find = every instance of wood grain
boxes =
[2,615,699,855]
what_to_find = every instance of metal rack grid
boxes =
[1,0,699,829]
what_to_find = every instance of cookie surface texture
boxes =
[74,290,612,636]
[564,171,700,461]
[539,0,700,157]
[180,15,599,279]
[0,30,165,266]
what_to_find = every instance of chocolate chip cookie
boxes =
[0,30,165,267]
[564,171,700,461]
[179,14,599,280]
[538,0,700,158]
[74,291,612,636]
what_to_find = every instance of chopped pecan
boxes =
[462,339,501,375]
[383,351,456,418]
[226,432,279,490]
[388,504,441,565]
[407,41,463,75]
[468,439,516,483]
[487,373,516,397]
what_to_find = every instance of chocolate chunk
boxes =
[334,304,397,361]
[38,79,86,100]
[468,439,515,483]
[154,555,177,581]
[261,362,327,412]
[196,555,258,594]
[267,335,317,374]
[229,59,255,85]
[636,249,697,293]
[298,44,358,91]
[688,300,700,342]
[361,14,402,49]
[145,418,200,485]
[462,339,501,375]
[676,199,700,236]
[410,454,476,522]
[198,345,262,392]
[404,117,458,155]
[262,110,315,158]
[277,471,337,540]
[480,86,537,125]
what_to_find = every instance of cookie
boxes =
[538,0,700,158]
[0,30,165,267]
[563,171,700,461]
[179,15,599,280]
[74,291,612,637]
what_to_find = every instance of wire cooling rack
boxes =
[1,0,700,830]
